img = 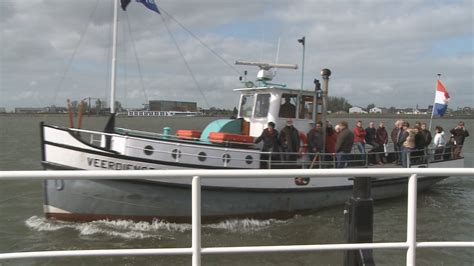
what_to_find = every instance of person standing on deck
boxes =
[353,121,366,164]
[307,121,324,161]
[391,120,404,164]
[398,122,417,168]
[450,121,469,158]
[254,122,281,168]
[420,123,432,161]
[432,126,446,160]
[336,121,354,168]
[365,121,382,165]
[413,122,425,163]
[376,121,389,164]
[280,119,300,163]
[325,123,338,162]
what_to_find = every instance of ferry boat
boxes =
[40,0,464,223]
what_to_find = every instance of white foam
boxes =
[24,216,191,239]
[205,218,286,233]
[25,216,287,238]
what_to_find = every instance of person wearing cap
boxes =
[450,121,469,158]
[254,122,281,168]
[279,119,300,163]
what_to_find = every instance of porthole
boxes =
[171,149,182,159]
[198,152,207,162]
[295,177,310,186]
[222,154,231,163]
[144,145,154,155]
[245,155,253,164]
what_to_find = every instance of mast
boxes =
[104,0,119,134]
[110,0,118,115]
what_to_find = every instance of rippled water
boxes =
[0,115,473,265]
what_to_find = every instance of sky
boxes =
[1,0,473,111]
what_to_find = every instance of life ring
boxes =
[298,131,308,154]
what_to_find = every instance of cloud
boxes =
[0,0,472,111]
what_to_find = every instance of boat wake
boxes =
[25,216,286,239]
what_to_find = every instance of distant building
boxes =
[369,107,382,114]
[349,106,367,114]
[15,107,46,113]
[0,107,6,113]
[148,100,197,112]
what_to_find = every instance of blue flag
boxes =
[121,0,131,10]
[136,0,160,14]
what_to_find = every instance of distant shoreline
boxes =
[0,113,472,119]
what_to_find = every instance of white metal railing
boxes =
[1,168,473,265]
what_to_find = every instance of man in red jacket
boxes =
[353,120,366,155]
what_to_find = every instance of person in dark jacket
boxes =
[255,121,280,168]
[325,123,338,162]
[365,121,382,165]
[376,121,389,164]
[413,122,425,163]
[450,121,469,158]
[390,120,404,163]
[307,121,323,161]
[335,121,354,168]
[280,119,300,163]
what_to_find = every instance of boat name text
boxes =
[87,157,155,170]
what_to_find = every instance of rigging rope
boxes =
[159,7,242,76]
[124,11,150,106]
[160,15,212,109]
[50,0,101,108]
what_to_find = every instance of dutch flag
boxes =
[433,80,450,117]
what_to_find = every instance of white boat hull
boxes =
[40,124,464,223]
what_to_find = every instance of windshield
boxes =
[254,94,270,118]
[239,94,254,118]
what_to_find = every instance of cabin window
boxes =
[171,149,182,159]
[299,95,314,119]
[254,94,271,118]
[239,94,254,118]
[198,152,207,162]
[222,154,231,163]
[144,145,154,155]
[279,93,297,118]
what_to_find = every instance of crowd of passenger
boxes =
[255,119,469,169]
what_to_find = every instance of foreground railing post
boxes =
[344,176,374,266]
[406,174,418,266]
[192,176,201,266]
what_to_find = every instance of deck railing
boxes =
[0,168,473,265]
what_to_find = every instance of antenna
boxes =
[235,60,298,70]
[274,37,281,76]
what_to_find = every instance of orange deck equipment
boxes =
[208,132,254,145]
[176,130,202,140]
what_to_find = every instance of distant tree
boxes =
[95,99,102,115]
[232,107,238,116]
[114,101,124,112]
[367,103,376,111]
[388,106,397,114]
[70,100,78,113]
[327,96,352,113]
